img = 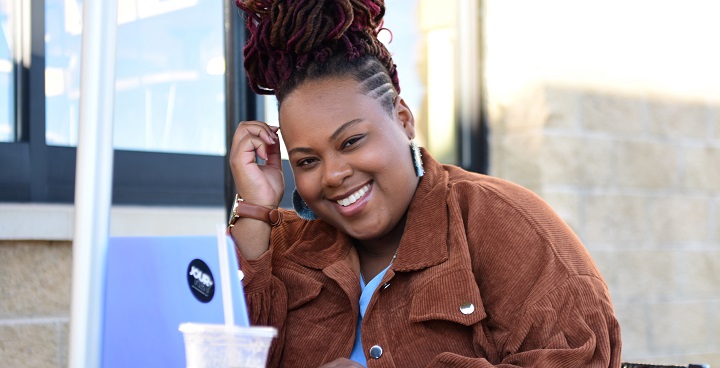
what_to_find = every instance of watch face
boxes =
[228,196,240,225]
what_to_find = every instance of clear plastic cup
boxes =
[179,323,277,368]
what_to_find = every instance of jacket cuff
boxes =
[235,246,273,294]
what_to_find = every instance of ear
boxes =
[394,95,416,139]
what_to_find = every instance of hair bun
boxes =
[237,0,394,95]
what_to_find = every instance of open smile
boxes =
[329,182,373,217]
[336,183,371,207]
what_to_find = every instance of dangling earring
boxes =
[410,141,425,177]
[292,188,318,220]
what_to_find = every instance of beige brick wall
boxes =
[490,84,720,366]
[0,241,71,368]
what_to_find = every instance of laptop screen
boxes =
[101,234,249,367]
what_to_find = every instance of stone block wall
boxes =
[490,84,720,365]
[0,241,71,368]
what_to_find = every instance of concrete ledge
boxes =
[0,204,225,241]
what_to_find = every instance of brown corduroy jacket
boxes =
[237,152,622,367]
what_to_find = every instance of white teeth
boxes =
[336,184,370,207]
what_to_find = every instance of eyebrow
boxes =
[287,118,364,157]
[329,118,363,142]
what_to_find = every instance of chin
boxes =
[342,223,390,242]
[347,230,381,241]
[325,212,397,242]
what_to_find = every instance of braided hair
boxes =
[236,0,400,114]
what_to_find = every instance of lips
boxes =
[336,183,371,207]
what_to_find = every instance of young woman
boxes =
[227,1,622,367]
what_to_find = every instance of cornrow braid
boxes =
[236,0,401,108]
[277,53,397,115]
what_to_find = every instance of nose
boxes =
[321,155,353,188]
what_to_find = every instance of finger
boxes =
[249,136,269,162]
[264,138,282,170]
[231,122,271,152]
[235,121,278,145]
[236,120,275,136]
[244,125,275,146]
[231,135,270,166]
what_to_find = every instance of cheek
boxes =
[371,147,416,193]
[376,140,413,174]
[292,171,320,201]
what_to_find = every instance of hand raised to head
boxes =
[229,120,284,208]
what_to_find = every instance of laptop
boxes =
[101,230,250,368]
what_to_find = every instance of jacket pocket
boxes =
[409,268,486,326]
[276,268,323,310]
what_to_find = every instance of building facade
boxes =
[1,0,718,366]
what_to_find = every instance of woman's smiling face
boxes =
[279,76,420,241]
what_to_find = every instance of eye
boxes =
[296,157,319,169]
[342,135,365,150]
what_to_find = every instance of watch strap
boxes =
[228,194,282,227]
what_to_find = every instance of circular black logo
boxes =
[187,259,215,303]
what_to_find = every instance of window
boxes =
[0,0,486,206]
[0,0,14,142]
[382,0,487,171]
[45,0,225,155]
[0,0,247,205]
[262,0,488,171]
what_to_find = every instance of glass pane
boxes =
[0,0,14,142]
[45,0,226,155]
[262,0,461,164]
[383,0,459,164]
[383,0,425,143]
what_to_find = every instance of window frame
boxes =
[0,0,244,206]
[0,0,487,208]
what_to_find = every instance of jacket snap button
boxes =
[382,283,391,289]
[460,302,475,315]
[369,345,383,359]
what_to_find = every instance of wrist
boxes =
[233,192,279,210]
[228,194,282,227]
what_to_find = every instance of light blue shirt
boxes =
[348,265,391,367]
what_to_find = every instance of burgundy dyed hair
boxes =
[235,0,400,111]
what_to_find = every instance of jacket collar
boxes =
[393,149,449,272]
[283,148,449,273]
